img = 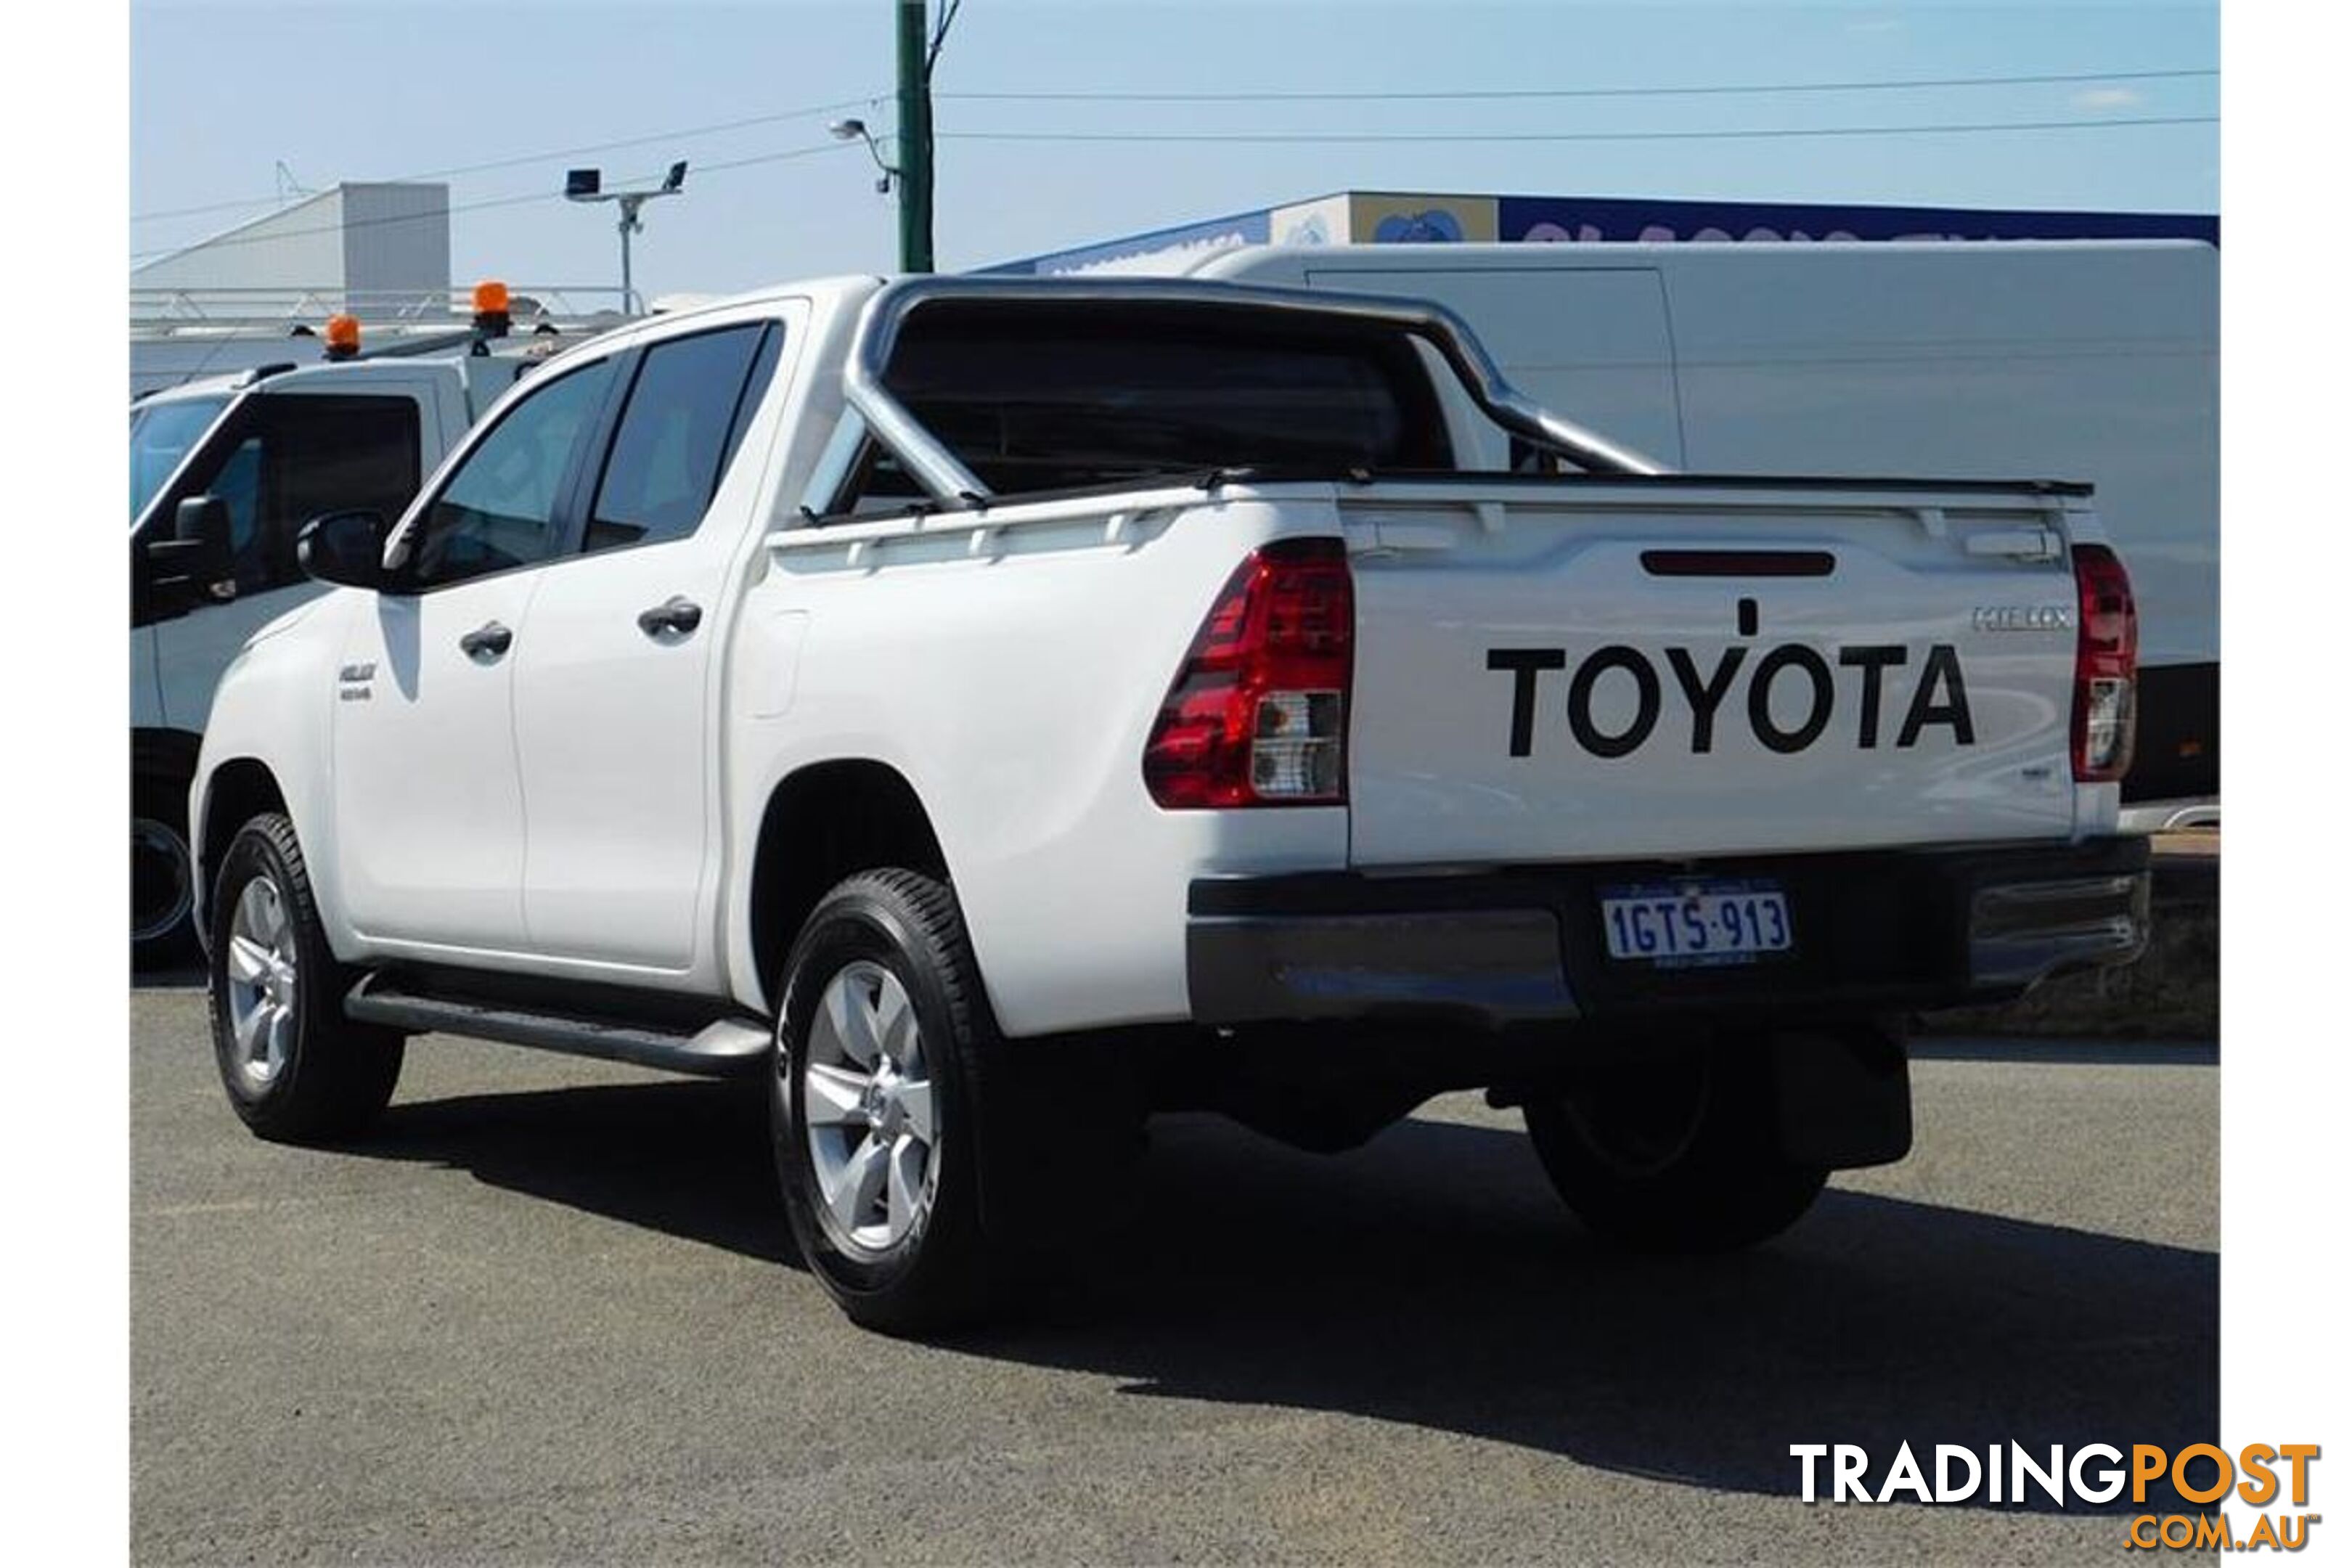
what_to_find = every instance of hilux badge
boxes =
[1971,605,2073,633]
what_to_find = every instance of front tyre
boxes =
[1522,1042,1826,1253]
[772,869,1000,1336]
[207,813,404,1143]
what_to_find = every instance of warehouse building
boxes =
[131,183,454,393]
[987,189,2218,275]
[132,181,452,320]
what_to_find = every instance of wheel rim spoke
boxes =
[886,1134,924,1236]
[263,1004,293,1074]
[250,882,285,946]
[827,1133,891,1232]
[872,972,916,1063]
[226,935,272,986]
[895,1079,936,1145]
[804,1062,870,1127]
[233,994,269,1061]
[823,977,881,1068]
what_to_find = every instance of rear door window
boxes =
[584,322,780,554]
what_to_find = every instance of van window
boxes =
[130,396,231,520]
[155,393,420,596]
[584,322,779,554]
[833,301,1451,510]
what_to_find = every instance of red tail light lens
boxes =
[1143,538,1353,808]
[2070,543,2138,783]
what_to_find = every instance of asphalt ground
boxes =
[131,987,2217,1565]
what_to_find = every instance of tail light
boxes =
[2070,543,2138,783]
[1143,538,1353,808]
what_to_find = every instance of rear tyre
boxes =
[207,813,404,1143]
[1522,1042,1826,1253]
[132,772,200,971]
[772,869,1005,1336]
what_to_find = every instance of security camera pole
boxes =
[564,161,689,314]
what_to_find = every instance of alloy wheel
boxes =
[801,960,940,1254]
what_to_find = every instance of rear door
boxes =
[510,315,789,971]
[1300,264,1686,468]
[1340,483,2083,868]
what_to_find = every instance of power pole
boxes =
[895,0,935,273]
[889,0,936,274]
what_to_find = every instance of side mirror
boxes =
[296,510,389,589]
[144,494,234,593]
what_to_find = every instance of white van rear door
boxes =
[1301,265,1686,467]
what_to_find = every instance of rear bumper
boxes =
[1187,837,2149,1029]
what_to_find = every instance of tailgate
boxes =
[1342,481,2086,867]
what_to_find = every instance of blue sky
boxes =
[129,0,2218,297]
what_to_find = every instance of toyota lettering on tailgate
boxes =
[1485,631,1975,760]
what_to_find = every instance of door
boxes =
[332,354,621,953]
[1302,265,1686,468]
[148,391,422,732]
[513,319,785,969]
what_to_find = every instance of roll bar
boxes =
[838,274,1666,510]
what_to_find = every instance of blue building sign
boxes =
[987,190,2216,276]
[1496,194,2217,247]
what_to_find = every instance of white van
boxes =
[1169,241,2219,828]
[131,348,556,965]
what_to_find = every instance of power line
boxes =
[131,65,2214,227]
[927,0,965,75]
[941,66,2217,105]
[131,94,886,226]
[129,142,855,264]
[943,114,2218,147]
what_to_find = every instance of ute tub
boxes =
[1186,836,2149,1029]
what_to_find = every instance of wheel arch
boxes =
[194,756,291,944]
[745,758,951,1012]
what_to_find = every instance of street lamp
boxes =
[564,160,688,315]
[828,119,897,195]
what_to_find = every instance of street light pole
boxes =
[895,0,934,274]
[616,195,644,314]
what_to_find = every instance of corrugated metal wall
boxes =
[130,182,450,319]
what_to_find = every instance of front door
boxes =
[332,354,621,955]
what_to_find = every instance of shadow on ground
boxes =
[346,1075,2218,1511]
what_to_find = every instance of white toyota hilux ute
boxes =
[191,274,2150,1333]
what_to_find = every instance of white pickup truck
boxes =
[190,275,2149,1333]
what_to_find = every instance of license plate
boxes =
[1599,879,1793,967]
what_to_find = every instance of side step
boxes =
[343,973,769,1079]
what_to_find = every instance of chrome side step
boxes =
[344,974,770,1079]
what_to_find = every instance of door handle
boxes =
[637,596,703,639]
[459,621,513,660]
